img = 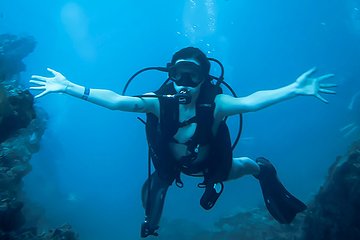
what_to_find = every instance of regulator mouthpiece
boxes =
[176,88,191,104]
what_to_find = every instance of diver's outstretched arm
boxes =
[217,68,336,117]
[30,68,155,113]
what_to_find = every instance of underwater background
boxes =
[1,0,360,239]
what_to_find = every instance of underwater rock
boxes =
[0,223,79,240]
[158,218,211,240]
[301,139,360,240]
[38,224,79,240]
[0,106,47,232]
[212,208,304,240]
[0,33,78,239]
[0,200,25,232]
[0,34,37,143]
[159,208,304,240]
[0,34,40,233]
[0,34,36,79]
[0,87,36,143]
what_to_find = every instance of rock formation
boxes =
[0,34,78,240]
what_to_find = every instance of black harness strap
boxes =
[178,116,197,128]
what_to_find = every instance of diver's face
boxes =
[169,58,205,88]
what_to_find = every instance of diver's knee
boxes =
[234,157,258,172]
[228,157,259,180]
[244,157,260,175]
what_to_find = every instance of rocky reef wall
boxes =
[0,34,78,240]
[301,140,360,240]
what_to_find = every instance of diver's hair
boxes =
[171,47,210,76]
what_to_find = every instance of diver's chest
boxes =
[173,106,197,143]
[173,123,197,143]
[172,105,219,143]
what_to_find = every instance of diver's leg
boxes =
[199,157,260,210]
[226,157,260,181]
[226,157,306,223]
[254,157,307,223]
[141,171,170,236]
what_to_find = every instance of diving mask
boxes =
[168,59,205,87]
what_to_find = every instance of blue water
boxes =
[1,0,360,239]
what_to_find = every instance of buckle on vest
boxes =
[175,173,184,188]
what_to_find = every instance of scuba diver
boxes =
[29,47,336,238]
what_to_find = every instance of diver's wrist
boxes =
[63,80,72,93]
[63,81,86,99]
[291,81,302,96]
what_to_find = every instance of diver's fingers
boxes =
[320,83,337,88]
[30,86,46,90]
[47,67,61,76]
[317,74,335,81]
[315,93,328,103]
[34,90,48,98]
[302,67,317,78]
[319,89,336,94]
[29,80,46,86]
[31,75,48,81]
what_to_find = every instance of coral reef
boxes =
[0,109,47,231]
[0,224,78,240]
[159,208,304,240]
[0,34,78,240]
[0,34,36,79]
[0,34,36,143]
[301,139,360,240]
[0,86,36,143]
[211,208,304,240]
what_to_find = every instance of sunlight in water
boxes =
[349,0,360,36]
[60,2,96,61]
[182,0,217,44]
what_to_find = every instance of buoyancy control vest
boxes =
[145,81,233,186]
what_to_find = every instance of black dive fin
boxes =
[256,157,307,224]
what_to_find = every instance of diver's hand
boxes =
[30,68,71,98]
[294,67,336,103]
